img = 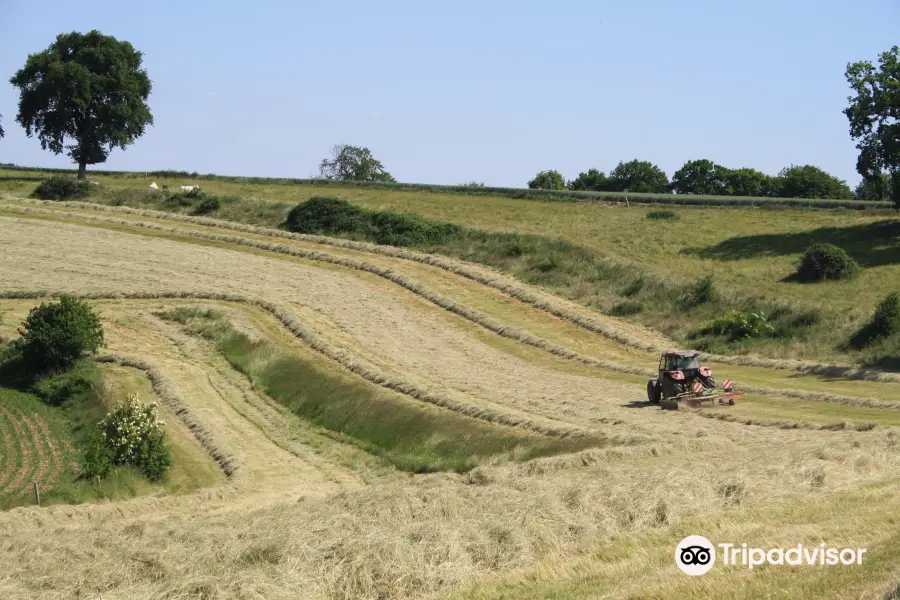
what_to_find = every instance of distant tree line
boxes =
[527,160,872,200]
[527,45,898,204]
[1,26,895,206]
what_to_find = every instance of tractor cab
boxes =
[659,351,701,377]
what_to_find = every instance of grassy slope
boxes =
[160,307,604,473]
[10,166,896,365]
[0,364,223,509]
[0,300,224,508]
[4,197,900,598]
[6,209,900,429]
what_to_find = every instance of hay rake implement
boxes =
[646,351,744,410]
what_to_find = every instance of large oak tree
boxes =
[606,159,669,193]
[670,159,729,195]
[844,46,900,206]
[9,30,153,179]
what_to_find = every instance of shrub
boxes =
[796,243,860,281]
[370,211,463,246]
[646,210,679,220]
[30,360,95,406]
[502,237,537,257]
[95,393,172,482]
[771,308,821,338]
[871,293,900,336]
[619,279,645,297]
[609,301,644,316]
[678,275,717,308]
[849,292,900,349]
[30,176,93,201]
[696,310,775,341]
[284,197,464,247]
[81,429,114,479]
[284,196,369,235]
[192,195,220,215]
[18,295,104,372]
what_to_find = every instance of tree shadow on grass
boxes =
[867,355,900,371]
[0,352,36,391]
[682,220,900,268]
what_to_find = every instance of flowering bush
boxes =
[696,310,775,341]
[88,393,173,482]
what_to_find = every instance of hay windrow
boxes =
[4,199,900,598]
[0,290,599,440]
[3,197,899,386]
[2,207,898,412]
[93,354,239,478]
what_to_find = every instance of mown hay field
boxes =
[1,198,900,599]
[4,167,899,367]
[2,167,898,311]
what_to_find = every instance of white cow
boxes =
[179,185,200,191]
[149,182,159,190]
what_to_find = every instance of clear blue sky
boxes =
[0,0,897,187]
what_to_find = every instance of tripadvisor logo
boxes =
[675,535,716,576]
[675,535,867,575]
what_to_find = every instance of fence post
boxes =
[33,481,40,506]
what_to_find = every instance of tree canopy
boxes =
[844,45,900,205]
[18,295,104,372]
[854,173,894,201]
[9,30,153,179]
[772,165,854,199]
[670,159,729,195]
[722,168,774,197]
[566,168,608,191]
[606,160,669,193]
[527,170,566,190]
[318,144,396,182]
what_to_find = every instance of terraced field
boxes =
[2,197,900,599]
[0,391,71,505]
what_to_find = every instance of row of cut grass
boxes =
[160,307,605,473]
[4,189,899,367]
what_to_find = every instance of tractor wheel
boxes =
[661,378,684,401]
[647,380,661,403]
[700,375,715,389]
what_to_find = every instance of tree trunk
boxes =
[77,160,87,181]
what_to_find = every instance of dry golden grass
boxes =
[8,197,900,381]
[2,204,900,599]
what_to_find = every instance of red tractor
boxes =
[647,351,742,409]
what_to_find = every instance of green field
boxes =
[4,166,898,367]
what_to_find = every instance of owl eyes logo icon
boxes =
[675,535,716,576]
